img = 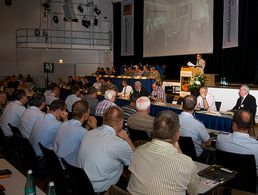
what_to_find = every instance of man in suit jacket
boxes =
[133,81,150,97]
[233,85,257,124]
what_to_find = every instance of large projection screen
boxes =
[143,0,213,57]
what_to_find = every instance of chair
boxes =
[38,143,69,195]
[215,101,222,111]
[215,149,257,193]
[104,185,131,195]
[166,95,174,104]
[61,158,95,195]
[127,127,151,142]
[178,136,197,161]
[8,123,22,138]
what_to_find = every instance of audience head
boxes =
[239,85,249,97]
[0,91,7,106]
[153,110,180,143]
[104,89,116,103]
[196,54,203,60]
[71,86,80,96]
[182,95,197,112]
[30,93,45,110]
[103,106,124,132]
[122,80,128,87]
[199,85,208,97]
[83,76,89,83]
[134,81,142,91]
[51,86,60,98]
[152,82,160,91]
[233,110,252,132]
[72,100,90,123]
[48,82,58,90]
[49,99,67,121]
[99,77,106,84]
[87,87,97,99]
[136,96,150,113]
[150,67,155,72]
[12,89,28,105]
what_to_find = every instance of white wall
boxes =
[0,0,113,87]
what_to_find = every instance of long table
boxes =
[0,158,45,194]
[115,98,233,132]
[88,76,155,93]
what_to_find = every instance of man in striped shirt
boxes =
[95,89,117,117]
[127,110,199,195]
[150,82,165,103]
[121,93,139,125]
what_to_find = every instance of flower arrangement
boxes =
[188,74,206,94]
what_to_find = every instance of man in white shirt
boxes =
[197,86,216,111]
[65,86,81,113]
[19,94,45,139]
[45,86,60,105]
[118,80,133,97]
[1,89,28,136]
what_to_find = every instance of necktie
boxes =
[124,87,126,95]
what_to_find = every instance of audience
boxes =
[127,96,153,137]
[82,87,99,115]
[30,100,67,157]
[150,82,165,103]
[179,95,211,160]
[65,85,81,113]
[19,94,45,139]
[127,110,199,195]
[77,106,135,193]
[118,80,133,97]
[0,91,7,116]
[95,89,117,117]
[216,110,258,174]
[141,65,150,77]
[45,86,60,105]
[1,89,28,136]
[121,93,139,125]
[133,81,149,97]
[54,100,96,166]
[149,67,161,82]
[93,76,102,91]
[197,86,216,111]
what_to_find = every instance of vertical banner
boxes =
[222,0,239,48]
[121,0,134,56]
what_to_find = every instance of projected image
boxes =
[144,0,213,57]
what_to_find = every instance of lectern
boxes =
[180,67,203,96]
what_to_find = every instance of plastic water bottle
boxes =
[47,181,56,195]
[25,170,36,195]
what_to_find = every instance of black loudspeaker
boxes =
[44,62,54,73]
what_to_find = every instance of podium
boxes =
[180,67,203,96]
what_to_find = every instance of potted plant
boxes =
[189,74,205,97]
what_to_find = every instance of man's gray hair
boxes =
[241,85,250,93]
[136,96,150,111]
[105,89,116,100]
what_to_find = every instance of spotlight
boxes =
[82,17,91,28]
[5,0,11,6]
[43,0,50,11]
[94,7,101,15]
[64,17,71,22]
[94,17,98,26]
[86,1,94,7]
[72,18,78,23]
[77,4,84,13]
[53,16,59,23]
[34,29,40,37]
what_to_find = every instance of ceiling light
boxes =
[94,17,98,26]
[53,16,59,23]
[82,17,90,28]
[94,7,101,15]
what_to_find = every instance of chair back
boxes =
[61,158,95,195]
[8,123,22,138]
[104,185,131,195]
[215,149,257,193]
[178,136,197,161]
[38,143,68,195]
[127,127,151,142]
[215,101,222,111]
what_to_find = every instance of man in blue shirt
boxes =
[179,95,211,159]
[54,100,97,166]
[216,110,258,175]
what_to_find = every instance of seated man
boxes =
[149,67,161,82]
[19,94,45,139]
[45,86,60,105]
[179,95,211,159]
[197,86,216,111]
[127,96,153,136]
[127,110,199,194]
[77,106,135,193]
[95,89,117,117]
[232,85,257,124]
[30,100,68,157]
[82,87,99,115]
[133,81,149,97]
[118,80,133,97]
[121,93,139,125]
[150,82,165,103]
[65,86,81,113]
[54,100,96,166]
[216,110,258,174]
[1,89,28,136]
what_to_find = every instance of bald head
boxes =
[103,106,123,131]
[233,110,252,131]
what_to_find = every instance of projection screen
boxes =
[143,0,213,57]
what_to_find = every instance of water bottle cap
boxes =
[27,170,33,174]
[49,181,54,187]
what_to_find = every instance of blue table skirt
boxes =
[115,98,232,132]
[88,76,154,93]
